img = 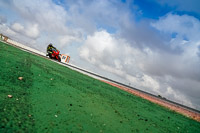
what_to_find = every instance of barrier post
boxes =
[0,34,9,42]
[0,34,2,40]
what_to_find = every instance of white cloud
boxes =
[11,23,24,32]
[151,13,200,41]
[79,30,145,71]
[99,64,125,77]
[25,24,39,39]
[11,23,40,39]
[79,30,119,65]
[166,86,194,107]
[12,0,68,34]
[79,30,161,94]
[150,14,200,80]
[11,22,40,39]
[0,23,16,36]
[58,34,82,47]
[126,74,160,93]
[64,0,132,34]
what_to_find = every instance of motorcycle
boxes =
[48,48,61,62]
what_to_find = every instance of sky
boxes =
[0,0,200,110]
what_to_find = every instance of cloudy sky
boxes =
[0,0,200,110]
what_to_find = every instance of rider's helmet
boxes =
[49,43,53,47]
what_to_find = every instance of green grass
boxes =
[0,41,200,133]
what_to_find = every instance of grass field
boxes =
[0,41,200,133]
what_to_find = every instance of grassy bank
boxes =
[0,41,200,132]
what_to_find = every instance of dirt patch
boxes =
[102,80,200,122]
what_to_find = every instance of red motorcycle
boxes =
[48,48,61,62]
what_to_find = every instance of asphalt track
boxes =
[2,39,200,121]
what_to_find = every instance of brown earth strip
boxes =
[102,80,200,122]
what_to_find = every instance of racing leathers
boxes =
[46,44,57,58]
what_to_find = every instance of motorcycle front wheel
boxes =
[58,56,61,62]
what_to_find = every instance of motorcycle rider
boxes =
[46,43,58,58]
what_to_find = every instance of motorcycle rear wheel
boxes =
[49,54,52,59]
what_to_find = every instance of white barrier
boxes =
[7,39,46,56]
